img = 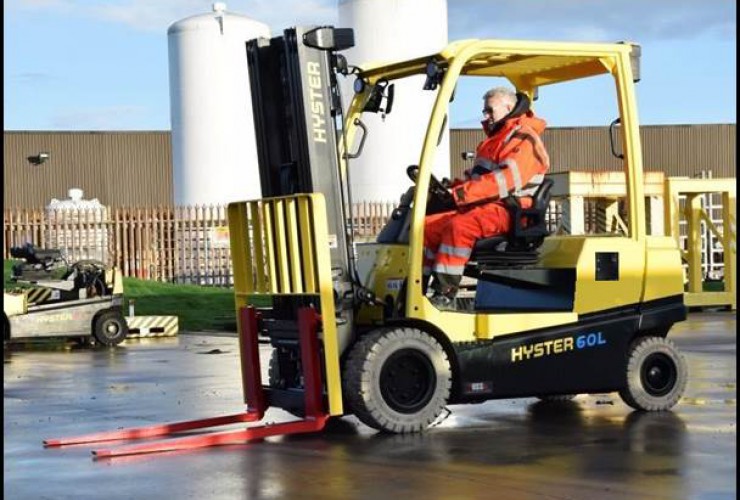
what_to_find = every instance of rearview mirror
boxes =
[363,84,383,113]
[362,79,394,116]
[384,84,395,115]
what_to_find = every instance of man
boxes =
[423,86,550,309]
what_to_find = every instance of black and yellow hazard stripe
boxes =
[26,287,53,304]
[125,315,179,338]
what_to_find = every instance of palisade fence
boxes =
[2,201,599,286]
[4,202,571,286]
[4,203,398,286]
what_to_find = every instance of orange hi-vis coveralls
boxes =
[423,111,550,294]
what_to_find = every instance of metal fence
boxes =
[4,203,394,286]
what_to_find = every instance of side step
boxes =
[43,307,329,458]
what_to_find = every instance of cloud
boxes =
[51,105,147,129]
[11,0,338,33]
[448,0,735,42]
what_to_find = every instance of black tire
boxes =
[268,348,281,387]
[3,314,9,342]
[268,348,304,417]
[93,310,128,346]
[619,336,688,411]
[342,327,451,433]
[537,394,577,402]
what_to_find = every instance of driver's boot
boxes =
[429,272,461,311]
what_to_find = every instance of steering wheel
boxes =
[406,165,455,209]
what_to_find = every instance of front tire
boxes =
[93,310,128,346]
[343,327,451,433]
[619,336,688,411]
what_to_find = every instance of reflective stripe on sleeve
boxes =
[493,170,509,198]
[499,158,522,190]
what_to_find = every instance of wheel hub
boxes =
[641,353,677,397]
[380,349,436,414]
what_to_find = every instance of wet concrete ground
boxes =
[4,312,736,499]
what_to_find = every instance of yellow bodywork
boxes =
[4,291,28,317]
[358,234,684,343]
[227,194,343,416]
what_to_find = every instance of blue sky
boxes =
[4,0,736,130]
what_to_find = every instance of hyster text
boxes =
[511,332,606,363]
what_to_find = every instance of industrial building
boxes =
[3,124,736,208]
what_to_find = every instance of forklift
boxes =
[236,27,689,431]
[45,26,688,456]
[4,244,128,347]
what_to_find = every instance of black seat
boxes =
[468,177,554,269]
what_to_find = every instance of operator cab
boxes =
[372,85,569,313]
[377,91,555,272]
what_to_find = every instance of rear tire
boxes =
[343,327,451,433]
[93,310,128,346]
[619,336,688,411]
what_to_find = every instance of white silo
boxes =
[168,3,270,206]
[339,0,449,203]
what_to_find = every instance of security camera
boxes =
[28,152,50,165]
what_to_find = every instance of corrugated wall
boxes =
[3,125,735,208]
[450,124,736,179]
[3,131,173,208]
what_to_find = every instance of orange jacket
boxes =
[451,112,550,207]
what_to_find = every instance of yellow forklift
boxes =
[45,27,688,456]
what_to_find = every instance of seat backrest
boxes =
[509,177,553,250]
[530,177,554,211]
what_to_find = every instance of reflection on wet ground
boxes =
[4,312,736,499]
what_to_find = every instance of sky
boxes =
[4,0,736,130]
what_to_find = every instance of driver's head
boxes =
[481,87,517,135]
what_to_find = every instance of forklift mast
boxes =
[246,26,354,279]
